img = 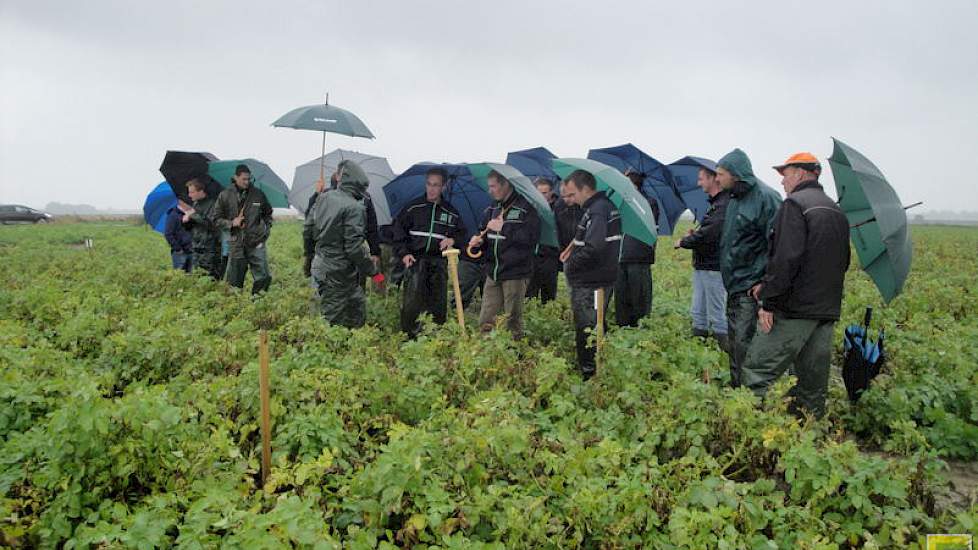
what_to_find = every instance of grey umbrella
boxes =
[290,149,396,225]
[272,95,375,184]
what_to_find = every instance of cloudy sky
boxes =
[2,0,976,212]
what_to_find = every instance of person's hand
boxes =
[231,215,244,228]
[370,255,381,269]
[758,309,774,334]
[177,200,192,213]
[687,228,694,236]
[486,218,504,232]
[559,247,571,263]
[439,238,455,251]
[402,254,416,268]
[182,213,191,223]
[468,235,483,250]
[673,240,682,250]
[750,283,763,301]
[315,178,326,193]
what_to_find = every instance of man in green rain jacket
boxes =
[716,148,782,388]
[181,178,222,279]
[303,160,379,328]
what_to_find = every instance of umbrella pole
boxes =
[319,131,327,184]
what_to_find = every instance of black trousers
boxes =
[526,255,559,304]
[400,257,448,337]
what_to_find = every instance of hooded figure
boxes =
[303,160,379,328]
[715,148,782,387]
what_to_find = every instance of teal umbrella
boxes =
[271,95,375,185]
[466,162,558,248]
[208,159,290,208]
[552,158,657,246]
[828,138,912,303]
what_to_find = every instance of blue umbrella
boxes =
[143,181,177,234]
[669,156,716,223]
[505,147,559,183]
[587,144,686,235]
[383,163,491,237]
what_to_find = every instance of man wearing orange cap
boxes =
[741,153,851,418]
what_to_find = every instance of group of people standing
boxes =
[164,164,275,293]
[171,149,851,419]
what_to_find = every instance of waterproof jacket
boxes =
[305,190,381,258]
[164,207,192,253]
[679,190,730,271]
[554,198,583,251]
[758,180,851,320]
[565,192,622,289]
[717,149,782,293]
[391,196,464,260]
[302,162,377,278]
[473,191,541,282]
[211,184,273,254]
[620,192,660,264]
[182,195,221,253]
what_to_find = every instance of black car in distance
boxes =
[0,205,53,224]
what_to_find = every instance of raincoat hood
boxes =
[337,160,369,197]
[718,148,763,189]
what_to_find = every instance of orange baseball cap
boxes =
[773,152,820,174]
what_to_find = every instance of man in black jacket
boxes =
[560,169,621,379]
[676,166,730,349]
[615,170,660,327]
[469,170,541,338]
[525,178,560,304]
[391,167,464,337]
[741,152,851,418]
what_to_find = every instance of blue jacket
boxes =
[164,207,193,253]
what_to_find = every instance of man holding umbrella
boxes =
[468,170,541,338]
[180,178,222,279]
[615,169,660,327]
[742,153,850,418]
[211,164,274,294]
[392,167,464,337]
[716,149,781,387]
[304,160,380,328]
[560,169,621,379]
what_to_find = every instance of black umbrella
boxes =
[842,307,886,402]
[159,151,222,203]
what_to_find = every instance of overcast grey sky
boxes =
[2,0,976,212]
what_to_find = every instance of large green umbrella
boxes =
[829,137,911,303]
[208,159,291,208]
[551,158,657,246]
[467,162,558,248]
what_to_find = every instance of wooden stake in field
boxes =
[442,248,466,331]
[258,330,272,486]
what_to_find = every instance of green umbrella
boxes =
[551,158,657,246]
[828,137,911,303]
[467,162,558,248]
[208,159,291,208]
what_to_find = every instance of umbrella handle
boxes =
[466,205,511,260]
[863,307,873,330]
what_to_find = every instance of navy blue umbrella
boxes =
[383,163,491,237]
[669,156,716,223]
[587,144,686,235]
[505,147,559,183]
[143,181,177,234]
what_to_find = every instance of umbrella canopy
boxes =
[383,163,491,236]
[842,308,886,402]
[159,151,222,204]
[587,144,686,235]
[551,158,657,246]
[208,159,291,208]
[290,149,396,224]
[272,98,375,185]
[668,156,716,223]
[829,137,912,303]
[467,162,559,248]
[143,181,176,234]
[505,147,560,184]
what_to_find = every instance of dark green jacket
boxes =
[302,161,377,278]
[182,195,220,252]
[211,185,273,254]
[717,149,782,294]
